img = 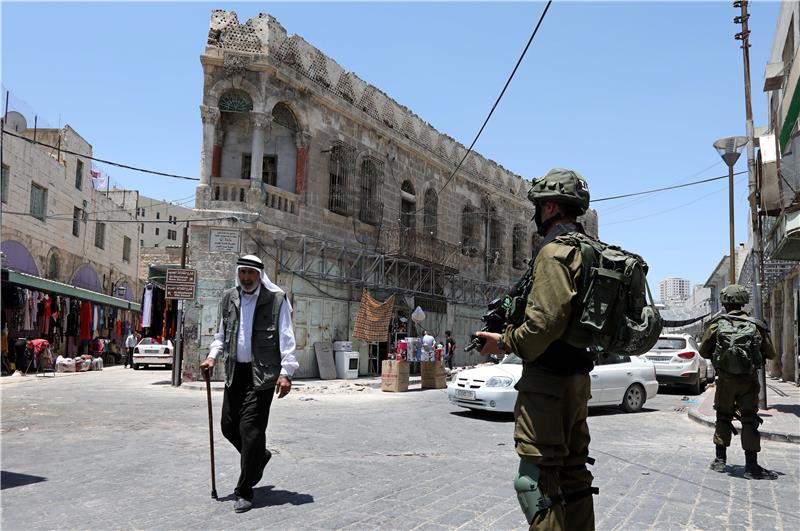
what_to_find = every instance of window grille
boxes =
[272,102,298,131]
[358,158,384,225]
[488,207,504,265]
[123,237,131,262]
[75,160,83,190]
[512,225,526,270]
[328,142,356,215]
[218,89,253,113]
[400,180,416,230]
[423,188,438,238]
[1,164,9,204]
[461,204,479,256]
[94,222,105,249]
[48,253,59,280]
[29,183,47,221]
[73,207,82,237]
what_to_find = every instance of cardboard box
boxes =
[421,361,446,389]
[381,360,410,392]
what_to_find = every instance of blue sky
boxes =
[1,1,781,289]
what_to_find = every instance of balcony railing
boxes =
[382,227,460,271]
[211,177,247,203]
[210,178,298,215]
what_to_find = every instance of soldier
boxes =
[699,284,778,480]
[477,168,597,531]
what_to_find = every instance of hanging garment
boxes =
[141,285,154,328]
[23,291,33,330]
[93,305,99,333]
[42,296,52,335]
[80,302,92,341]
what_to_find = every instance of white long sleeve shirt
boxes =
[207,285,299,377]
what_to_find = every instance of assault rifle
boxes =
[464,266,534,352]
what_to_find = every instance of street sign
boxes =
[166,268,197,300]
[209,228,241,253]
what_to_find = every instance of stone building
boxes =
[1,116,140,303]
[134,195,195,249]
[658,277,691,303]
[755,1,799,382]
[183,10,598,380]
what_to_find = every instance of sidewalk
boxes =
[179,374,423,393]
[688,377,800,443]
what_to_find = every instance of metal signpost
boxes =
[166,267,196,386]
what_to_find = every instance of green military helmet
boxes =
[528,168,590,214]
[720,284,750,305]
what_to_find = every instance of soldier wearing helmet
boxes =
[699,284,777,480]
[476,168,597,530]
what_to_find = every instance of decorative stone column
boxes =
[249,111,269,189]
[295,132,311,200]
[199,106,220,186]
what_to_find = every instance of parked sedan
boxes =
[641,334,708,394]
[447,352,658,414]
[132,338,173,370]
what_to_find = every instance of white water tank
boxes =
[335,351,359,379]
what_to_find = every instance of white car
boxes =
[447,352,659,414]
[641,334,709,394]
[132,338,174,370]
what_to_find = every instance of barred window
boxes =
[73,207,83,237]
[122,237,131,262]
[512,225,526,270]
[423,188,438,238]
[328,142,356,215]
[400,180,416,230]
[94,222,106,249]
[487,207,504,265]
[75,159,83,190]
[358,158,384,225]
[1,164,8,204]
[218,89,253,113]
[29,183,47,221]
[461,204,479,256]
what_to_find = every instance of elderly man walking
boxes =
[200,254,299,513]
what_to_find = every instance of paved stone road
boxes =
[1,367,798,530]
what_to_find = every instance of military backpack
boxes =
[713,315,763,375]
[557,232,662,356]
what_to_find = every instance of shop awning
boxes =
[2,269,141,312]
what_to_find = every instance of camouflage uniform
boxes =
[501,169,596,531]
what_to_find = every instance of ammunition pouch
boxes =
[514,461,563,525]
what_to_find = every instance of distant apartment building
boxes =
[134,196,195,249]
[659,277,691,302]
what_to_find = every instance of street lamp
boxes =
[713,136,747,284]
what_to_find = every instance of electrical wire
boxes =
[592,172,746,203]
[414,0,553,213]
[0,128,200,181]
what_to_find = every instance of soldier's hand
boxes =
[276,376,292,398]
[476,332,503,355]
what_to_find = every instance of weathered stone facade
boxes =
[183,10,598,381]
[1,121,140,302]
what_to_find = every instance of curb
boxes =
[176,376,426,392]
[687,407,800,444]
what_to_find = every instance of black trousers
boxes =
[221,362,275,500]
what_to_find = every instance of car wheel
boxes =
[691,370,704,395]
[133,364,139,370]
[621,383,645,413]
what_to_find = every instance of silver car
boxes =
[642,334,708,394]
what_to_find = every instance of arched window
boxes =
[218,89,253,113]
[461,204,479,256]
[486,204,504,265]
[358,158,384,225]
[512,225,526,270]
[48,252,60,280]
[267,102,298,192]
[423,188,438,238]
[328,142,356,215]
[400,180,416,230]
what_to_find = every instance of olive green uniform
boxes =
[502,233,595,531]
[699,310,777,452]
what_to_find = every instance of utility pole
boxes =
[734,0,767,408]
[172,221,190,387]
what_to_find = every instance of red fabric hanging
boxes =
[80,302,92,340]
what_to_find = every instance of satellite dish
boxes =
[4,111,27,133]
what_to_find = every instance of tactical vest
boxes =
[220,287,284,390]
[713,314,763,375]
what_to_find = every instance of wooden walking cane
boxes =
[203,367,218,499]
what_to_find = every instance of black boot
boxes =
[744,451,777,480]
[709,445,726,472]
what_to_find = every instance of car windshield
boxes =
[139,338,160,345]
[500,354,523,365]
[654,337,686,350]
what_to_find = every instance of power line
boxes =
[0,128,199,181]
[592,172,747,202]
[416,0,553,212]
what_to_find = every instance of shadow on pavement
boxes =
[769,403,800,417]
[151,380,172,386]
[449,410,513,422]
[1,470,47,490]
[725,464,786,479]
[588,406,657,417]
[254,485,314,507]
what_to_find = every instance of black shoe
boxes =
[234,496,253,513]
[744,465,778,480]
[710,458,726,473]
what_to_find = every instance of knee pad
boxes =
[514,460,562,525]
